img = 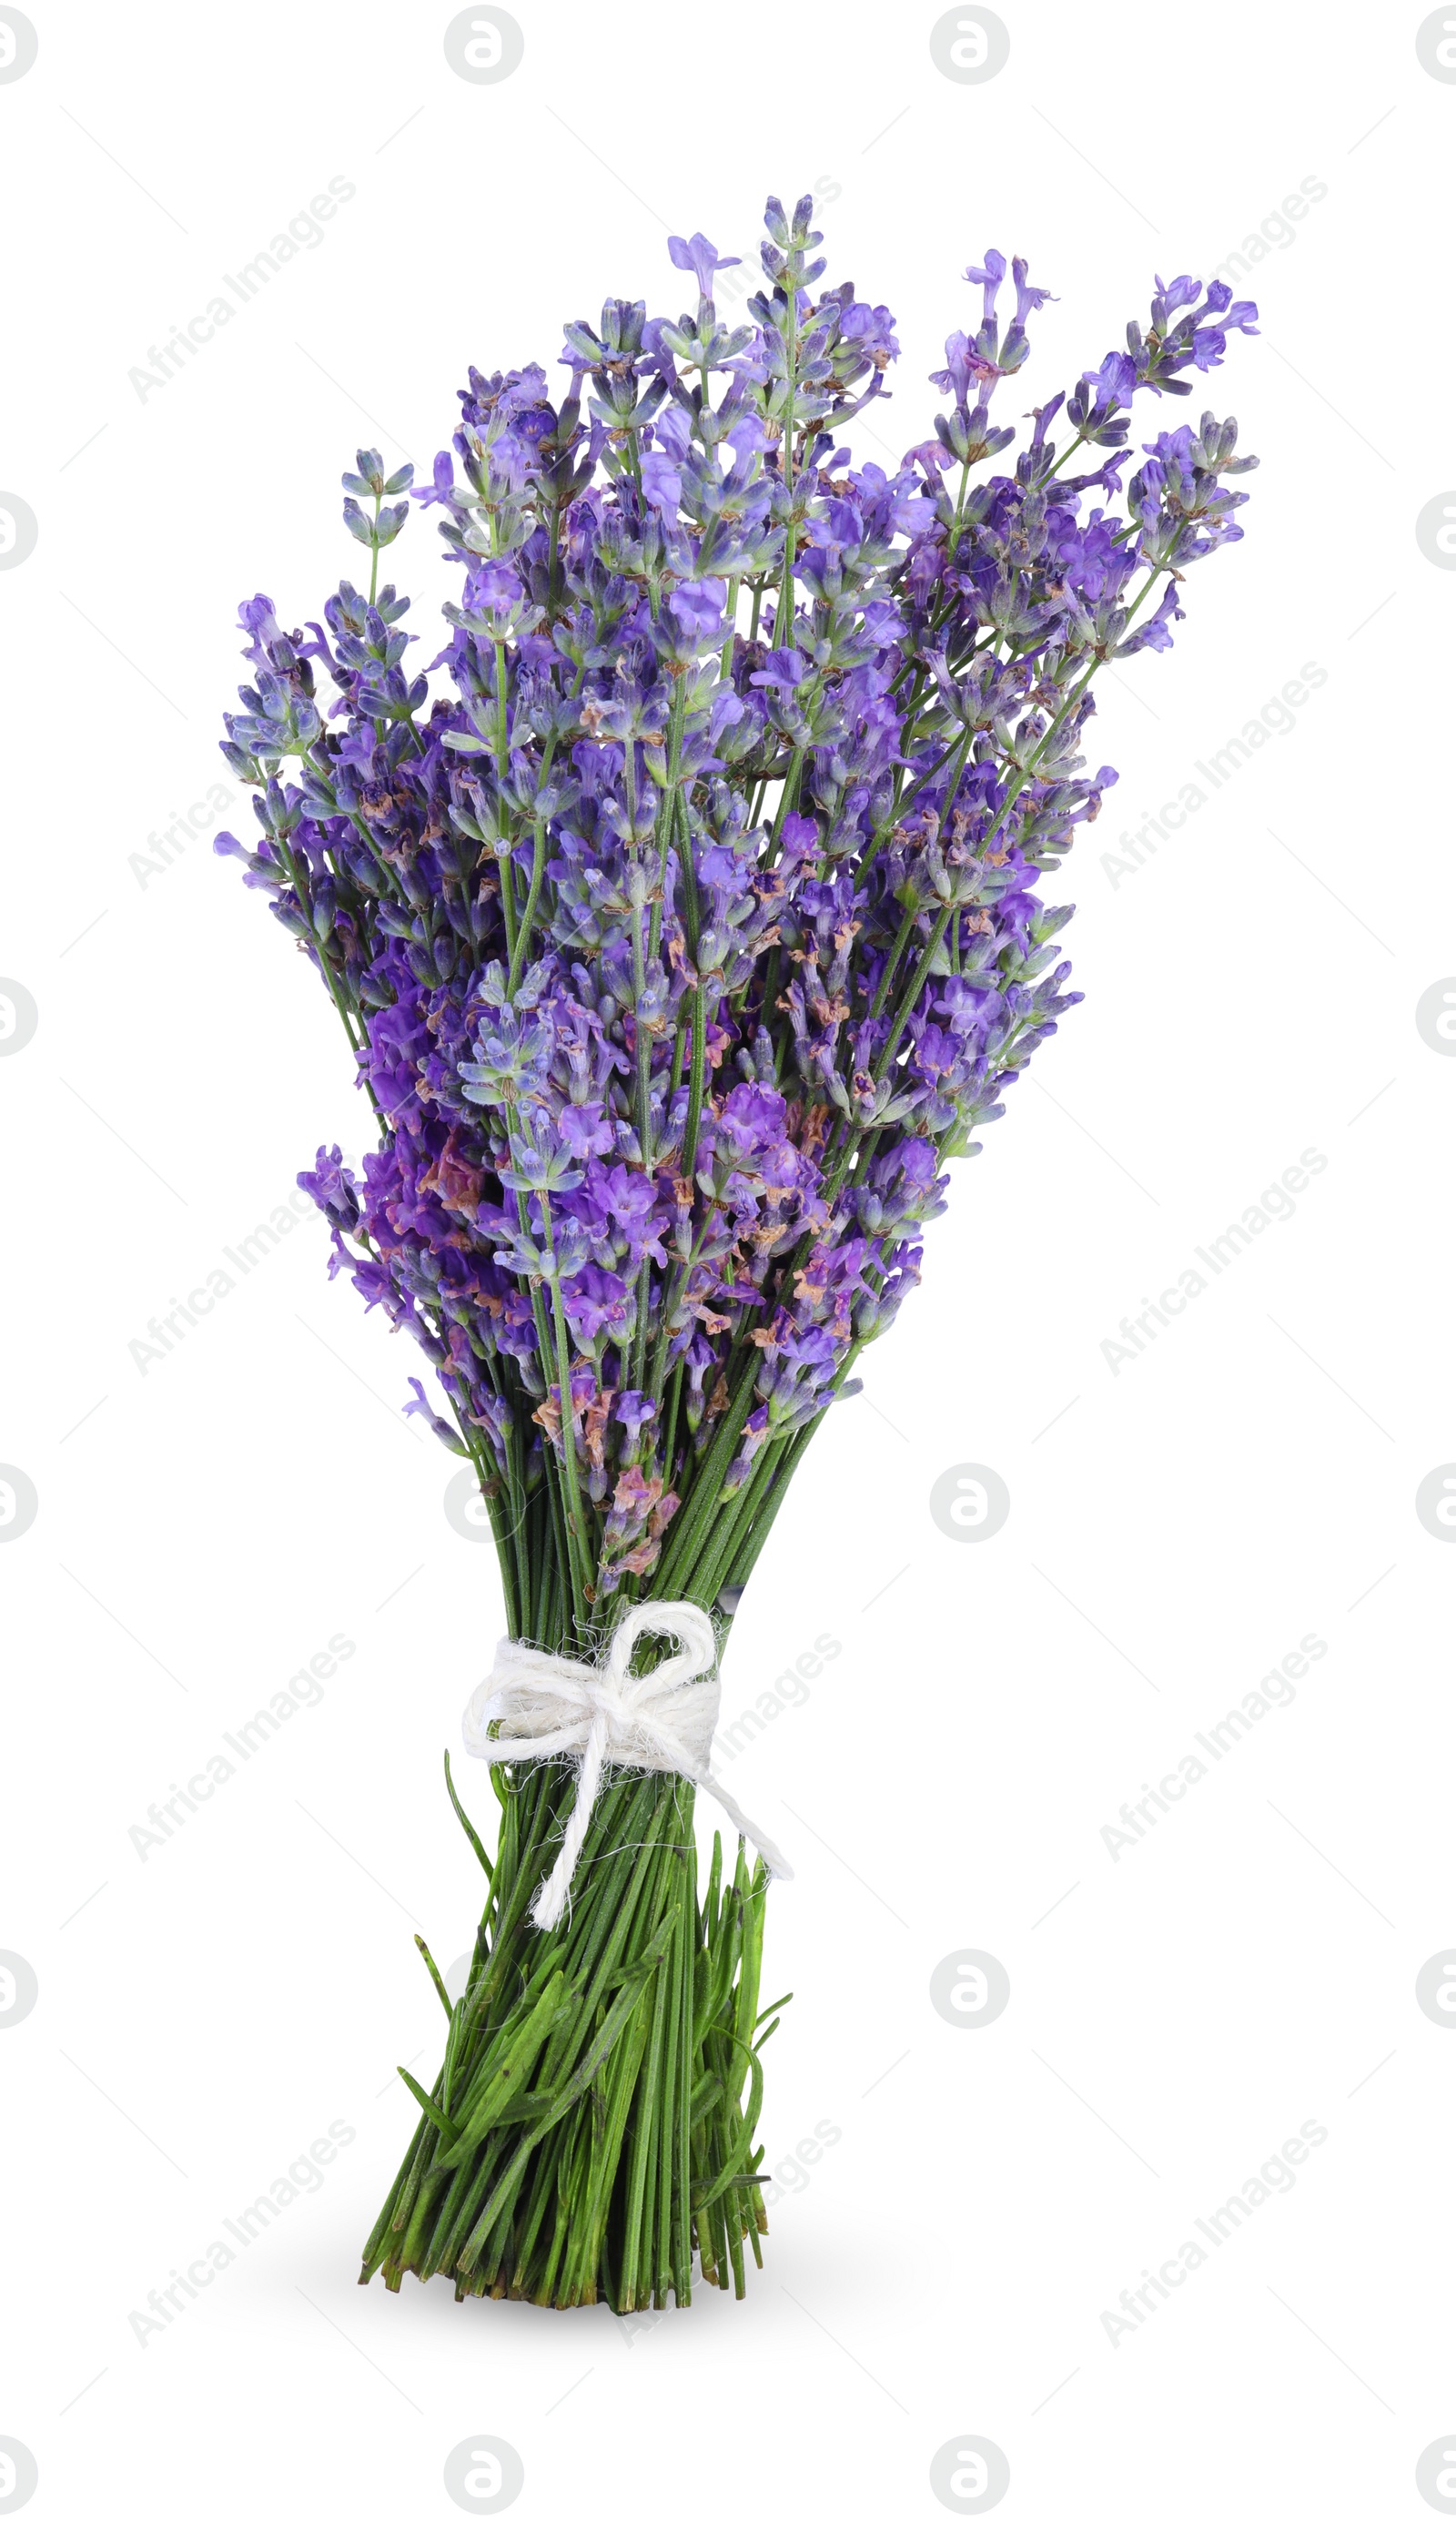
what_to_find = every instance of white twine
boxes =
[461,1600,793,1932]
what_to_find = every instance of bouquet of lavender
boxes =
[215,197,1256,2315]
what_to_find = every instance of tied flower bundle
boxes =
[215,197,1257,2315]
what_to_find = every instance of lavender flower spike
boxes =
[215,197,1258,2318]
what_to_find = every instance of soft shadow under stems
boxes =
[360,1760,781,2312]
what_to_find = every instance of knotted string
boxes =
[461,1600,793,1930]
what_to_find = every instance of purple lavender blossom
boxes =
[667,231,742,300]
[216,197,1258,1620]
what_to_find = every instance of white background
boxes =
[2,3,1453,2515]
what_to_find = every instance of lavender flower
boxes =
[217,202,1258,2319]
[217,197,1257,1627]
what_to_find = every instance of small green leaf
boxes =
[398,2066,461,2145]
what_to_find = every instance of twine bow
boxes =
[461,1600,792,1930]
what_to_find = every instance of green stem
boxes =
[540,1197,592,1628]
[507,819,548,994]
